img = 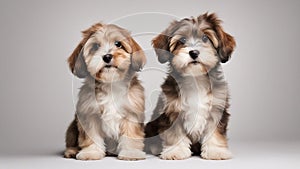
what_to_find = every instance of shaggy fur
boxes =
[64,23,147,160]
[145,13,236,160]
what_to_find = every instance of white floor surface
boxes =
[1,141,299,169]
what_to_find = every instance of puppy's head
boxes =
[68,23,146,82]
[152,13,236,76]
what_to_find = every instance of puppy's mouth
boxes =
[104,64,118,69]
[98,64,118,74]
[189,61,200,65]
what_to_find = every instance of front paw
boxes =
[201,147,232,160]
[118,149,146,161]
[160,147,191,160]
[76,150,105,160]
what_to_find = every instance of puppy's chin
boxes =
[181,62,208,77]
[94,67,126,83]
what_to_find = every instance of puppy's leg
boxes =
[118,119,146,160]
[201,130,232,160]
[105,138,118,156]
[160,122,192,160]
[201,108,232,160]
[76,121,106,160]
[144,112,166,155]
[144,121,163,155]
[64,117,79,158]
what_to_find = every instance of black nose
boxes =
[103,54,112,63]
[189,50,200,60]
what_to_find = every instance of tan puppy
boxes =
[64,23,146,161]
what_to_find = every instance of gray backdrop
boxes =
[0,0,299,155]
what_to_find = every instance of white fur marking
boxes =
[180,76,211,140]
[97,83,127,140]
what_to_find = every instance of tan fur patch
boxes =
[120,119,144,140]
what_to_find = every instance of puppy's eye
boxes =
[202,34,209,43]
[91,43,100,51]
[179,37,186,44]
[115,41,123,48]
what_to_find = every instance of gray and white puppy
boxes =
[145,13,236,160]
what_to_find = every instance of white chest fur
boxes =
[179,76,212,139]
[96,83,127,140]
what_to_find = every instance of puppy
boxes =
[64,23,147,160]
[145,13,236,160]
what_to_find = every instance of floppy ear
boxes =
[67,23,103,78]
[129,38,146,71]
[217,27,236,63]
[152,20,180,64]
[152,33,171,64]
[202,13,236,63]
